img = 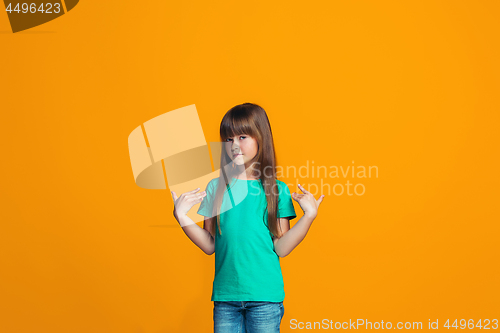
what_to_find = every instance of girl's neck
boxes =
[233,163,259,180]
[233,172,259,180]
[233,164,259,180]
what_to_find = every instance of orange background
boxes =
[1,1,499,332]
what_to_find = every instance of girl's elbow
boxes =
[204,247,215,255]
[277,250,290,258]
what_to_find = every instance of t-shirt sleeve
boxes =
[197,179,216,217]
[277,180,297,220]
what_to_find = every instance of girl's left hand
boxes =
[292,184,325,218]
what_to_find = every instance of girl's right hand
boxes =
[171,188,206,220]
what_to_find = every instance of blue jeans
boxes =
[213,301,284,333]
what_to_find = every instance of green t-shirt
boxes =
[197,177,297,302]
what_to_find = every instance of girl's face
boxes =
[225,134,258,166]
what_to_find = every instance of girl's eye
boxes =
[225,136,246,142]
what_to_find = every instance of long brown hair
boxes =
[210,103,282,238]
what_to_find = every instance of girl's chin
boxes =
[232,160,249,168]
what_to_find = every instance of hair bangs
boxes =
[220,109,257,140]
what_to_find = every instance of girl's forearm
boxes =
[274,213,316,258]
[176,214,215,255]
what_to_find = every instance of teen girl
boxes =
[171,103,324,333]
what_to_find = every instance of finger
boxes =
[186,187,201,194]
[317,195,325,206]
[186,190,206,199]
[297,183,310,195]
[187,191,207,200]
[291,192,303,202]
[181,187,201,198]
[171,191,178,201]
[187,196,204,203]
